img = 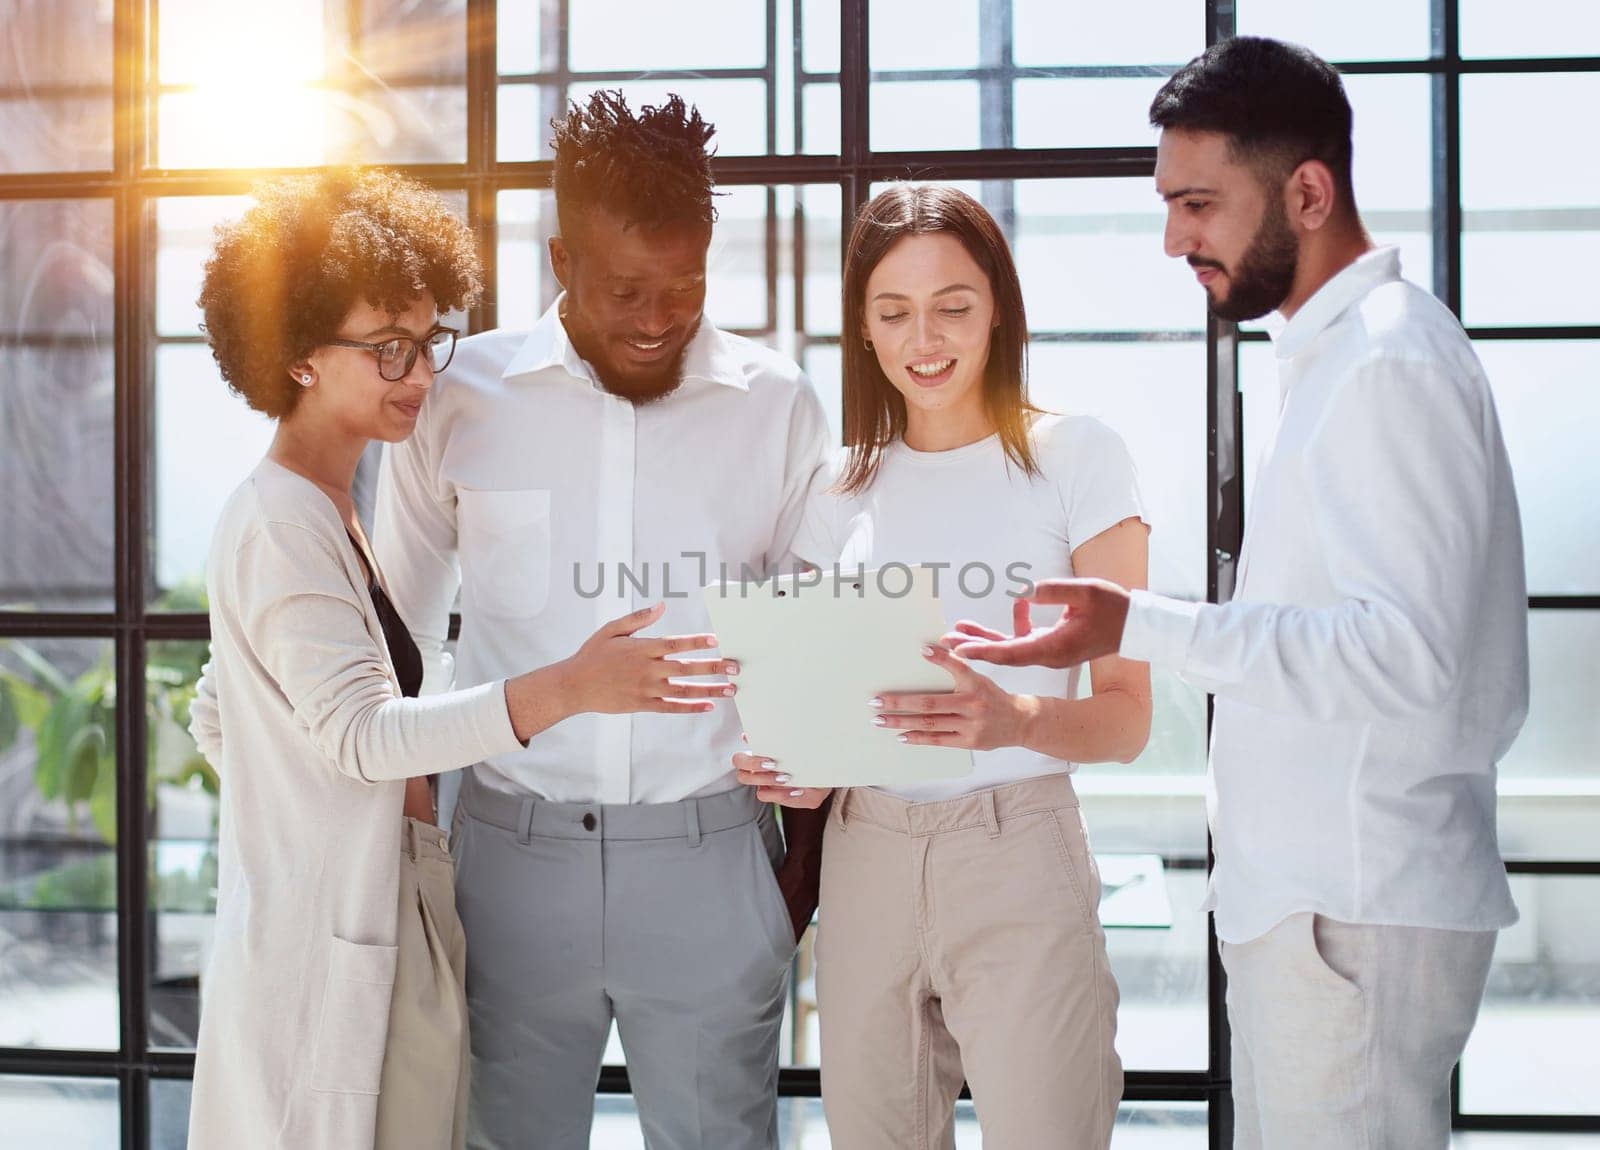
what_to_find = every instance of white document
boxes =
[701,566,974,788]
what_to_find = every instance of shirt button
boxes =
[582,813,597,832]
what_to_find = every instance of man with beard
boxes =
[947,38,1527,1150]
[373,91,830,1149]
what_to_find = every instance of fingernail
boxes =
[789,789,805,798]
[774,773,791,784]
[896,734,909,743]
[921,645,936,657]
[871,716,886,727]
[724,661,739,674]
[868,697,884,708]
[721,686,736,696]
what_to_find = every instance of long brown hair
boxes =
[838,183,1039,494]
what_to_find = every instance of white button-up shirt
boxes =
[1121,247,1527,944]
[373,300,830,803]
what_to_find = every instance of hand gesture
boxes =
[563,602,737,715]
[868,643,1036,751]
[946,578,1130,670]
[733,739,832,809]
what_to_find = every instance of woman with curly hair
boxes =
[184,169,733,1150]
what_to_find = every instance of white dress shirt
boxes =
[373,300,831,804]
[1120,248,1527,944]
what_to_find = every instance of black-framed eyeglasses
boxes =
[325,325,458,382]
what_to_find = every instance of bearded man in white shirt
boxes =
[951,37,1527,1150]
[373,91,831,1149]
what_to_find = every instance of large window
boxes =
[1,1,1596,1146]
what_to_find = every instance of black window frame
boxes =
[1,0,1597,1145]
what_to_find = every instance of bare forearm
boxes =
[503,662,578,745]
[1018,689,1151,765]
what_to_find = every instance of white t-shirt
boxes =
[795,413,1147,801]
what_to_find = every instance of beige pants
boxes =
[1221,912,1496,1150]
[374,817,471,1150]
[816,775,1122,1150]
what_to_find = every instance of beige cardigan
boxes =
[185,460,521,1149]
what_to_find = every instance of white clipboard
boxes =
[702,566,975,788]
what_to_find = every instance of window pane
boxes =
[155,0,467,168]
[0,1076,119,1145]
[568,0,763,70]
[1497,612,1600,865]
[496,0,830,158]
[1097,860,1210,1070]
[0,0,113,172]
[870,0,1199,152]
[801,0,840,73]
[1461,0,1600,59]
[802,344,842,448]
[0,639,119,1051]
[1014,178,1198,333]
[1345,74,1433,294]
[869,79,981,151]
[149,345,276,608]
[495,188,557,331]
[870,0,978,70]
[147,641,218,1051]
[0,199,114,613]
[150,1077,193,1149]
[1029,343,1208,600]
[1475,342,1600,596]
[1234,0,1432,61]
[1013,0,1201,67]
[1013,75,1167,150]
[1461,875,1600,1116]
[1462,74,1600,327]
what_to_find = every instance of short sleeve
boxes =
[787,447,852,568]
[1047,416,1149,552]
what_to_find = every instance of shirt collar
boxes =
[1268,245,1403,360]
[501,294,748,392]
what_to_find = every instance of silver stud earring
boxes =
[300,374,312,385]
[863,338,873,350]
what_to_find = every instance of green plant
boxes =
[0,633,218,846]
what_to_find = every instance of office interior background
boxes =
[0,0,1596,1146]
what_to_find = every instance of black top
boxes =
[349,533,423,699]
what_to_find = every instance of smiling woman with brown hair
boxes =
[739,183,1152,1148]
[184,168,730,1150]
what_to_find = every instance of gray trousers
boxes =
[1222,913,1497,1149]
[451,770,793,1150]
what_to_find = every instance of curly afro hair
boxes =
[198,168,483,419]
[550,90,718,240]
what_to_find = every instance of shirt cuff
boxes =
[1118,590,1203,670]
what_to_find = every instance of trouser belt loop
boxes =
[835,787,851,828]
[517,796,535,845]
[982,790,1001,838]
[685,800,702,847]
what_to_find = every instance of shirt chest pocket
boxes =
[457,488,553,619]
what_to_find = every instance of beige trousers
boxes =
[1221,912,1496,1150]
[816,775,1123,1150]
[374,817,471,1150]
